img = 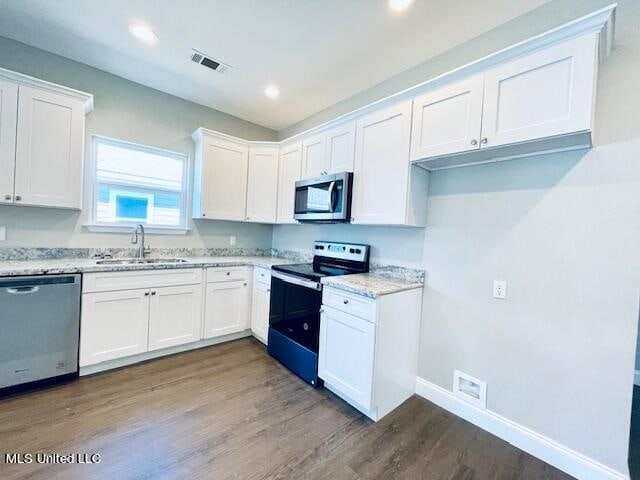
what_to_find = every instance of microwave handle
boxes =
[327,181,337,212]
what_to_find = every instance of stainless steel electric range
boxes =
[267,241,370,386]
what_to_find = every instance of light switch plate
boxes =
[0,226,5,241]
[493,280,507,299]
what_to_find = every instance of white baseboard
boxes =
[634,370,640,386]
[415,377,629,480]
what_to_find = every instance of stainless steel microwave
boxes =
[293,172,353,223]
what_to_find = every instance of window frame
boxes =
[86,135,190,234]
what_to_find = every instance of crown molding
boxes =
[0,66,94,113]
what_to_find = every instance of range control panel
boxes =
[313,241,370,263]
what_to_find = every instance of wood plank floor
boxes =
[0,338,572,480]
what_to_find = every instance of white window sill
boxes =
[84,224,190,235]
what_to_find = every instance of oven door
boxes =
[293,172,352,222]
[269,271,322,352]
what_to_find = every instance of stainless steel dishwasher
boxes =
[0,274,81,392]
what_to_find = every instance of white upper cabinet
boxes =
[324,121,355,173]
[480,34,597,149]
[352,101,428,226]
[14,86,85,209]
[301,133,326,179]
[276,141,302,224]
[410,76,484,160]
[0,69,91,210]
[412,33,600,168]
[193,135,249,221]
[300,122,356,179]
[0,79,18,205]
[246,146,279,223]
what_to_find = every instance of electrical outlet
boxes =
[0,226,5,241]
[493,280,507,299]
[229,236,236,246]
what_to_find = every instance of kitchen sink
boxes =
[95,258,191,265]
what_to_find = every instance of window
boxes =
[90,136,188,231]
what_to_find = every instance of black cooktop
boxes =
[272,263,355,282]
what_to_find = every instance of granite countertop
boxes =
[0,256,293,277]
[0,252,425,298]
[321,273,423,299]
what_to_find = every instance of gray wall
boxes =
[272,0,640,473]
[0,36,277,249]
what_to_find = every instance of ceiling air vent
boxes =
[190,49,231,73]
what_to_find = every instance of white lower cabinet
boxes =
[203,267,251,339]
[148,284,203,351]
[80,270,204,368]
[319,306,375,410]
[250,268,271,344]
[80,289,150,366]
[318,286,423,421]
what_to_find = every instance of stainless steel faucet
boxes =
[131,224,147,259]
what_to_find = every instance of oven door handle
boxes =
[271,271,322,291]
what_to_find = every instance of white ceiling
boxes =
[0,0,549,131]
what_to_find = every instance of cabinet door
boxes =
[148,284,203,351]
[251,281,270,345]
[301,133,326,179]
[14,86,84,209]
[480,34,597,149]
[80,289,149,366]
[319,306,375,410]
[352,101,412,225]
[276,142,302,224]
[410,76,484,160]
[203,280,251,338]
[325,121,355,173]
[0,80,18,205]
[246,147,279,223]
[200,138,248,220]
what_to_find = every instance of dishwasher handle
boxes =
[6,286,40,295]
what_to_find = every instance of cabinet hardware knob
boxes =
[246,216,249,220]
[470,139,478,146]
[151,291,157,295]
[226,272,231,276]
[15,195,22,201]
[481,137,488,144]
[243,282,247,286]
[3,195,11,201]
[267,289,270,292]
[343,299,349,304]
[319,308,324,314]
[145,292,150,296]
[202,213,206,217]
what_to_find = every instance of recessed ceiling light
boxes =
[389,0,414,12]
[264,85,280,99]
[129,23,158,45]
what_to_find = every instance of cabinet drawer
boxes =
[206,266,251,283]
[253,267,271,286]
[322,287,375,322]
[83,268,203,293]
